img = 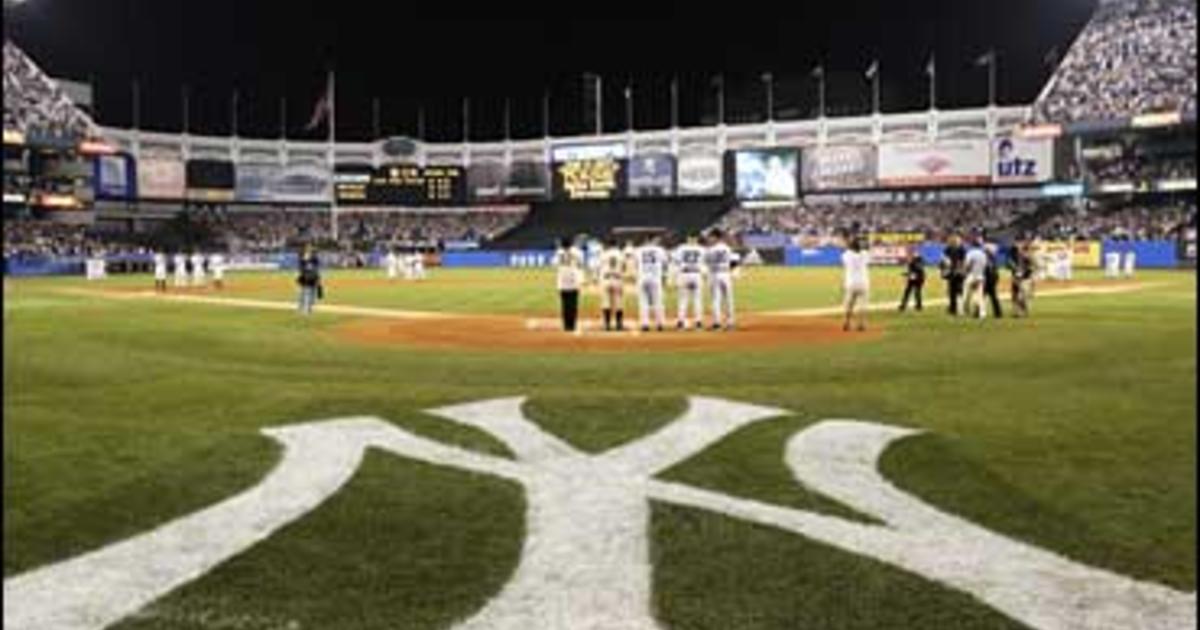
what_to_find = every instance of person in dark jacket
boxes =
[983,243,1003,318]
[939,234,966,316]
[297,245,321,315]
[1007,239,1034,318]
[898,245,926,312]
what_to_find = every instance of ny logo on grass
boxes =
[5,397,1194,630]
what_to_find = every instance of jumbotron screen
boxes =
[368,164,467,205]
[552,158,627,200]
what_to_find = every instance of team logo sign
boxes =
[5,397,1194,630]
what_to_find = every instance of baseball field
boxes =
[3,266,1196,630]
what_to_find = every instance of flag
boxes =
[304,73,332,131]
[864,60,878,80]
[975,50,995,67]
[1043,46,1061,68]
[811,65,824,79]
[925,55,936,77]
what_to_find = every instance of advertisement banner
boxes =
[734,148,799,200]
[801,145,877,191]
[275,161,331,202]
[676,149,723,196]
[333,164,372,205]
[94,154,135,199]
[992,137,1054,184]
[552,158,627,201]
[878,140,990,188]
[626,154,675,197]
[137,155,185,199]
[505,161,549,200]
[468,161,508,201]
[236,162,282,202]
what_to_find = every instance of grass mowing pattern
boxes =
[4,268,1194,628]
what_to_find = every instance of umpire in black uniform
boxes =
[898,245,925,311]
[939,234,966,316]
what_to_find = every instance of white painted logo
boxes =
[4,398,1194,630]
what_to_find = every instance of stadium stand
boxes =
[1035,0,1197,123]
[3,40,96,136]
[493,198,730,249]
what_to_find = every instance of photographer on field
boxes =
[939,234,966,316]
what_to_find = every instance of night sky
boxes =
[4,0,1097,142]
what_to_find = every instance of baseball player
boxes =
[1122,250,1136,278]
[983,243,1003,318]
[635,235,669,332]
[190,251,207,287]
[962,239,989,320]
[705,229,739,331]
[1007,239,1035,318]
[385,250,399,280]
[411,252,427,281]
[599,239,628,332]
[153,251,168,293]
[1104,250,1122,279]
[586,236,604,285]
[673,234,706,330]
[842,237,870,332]
[173,252,189,288]
[210,252,226,290]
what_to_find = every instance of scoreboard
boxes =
[368,164,467,205]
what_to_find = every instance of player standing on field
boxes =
[983,243,1003,318]
[599,238,627,332]
[841,237,870,332]
[673,234,706,330]
[191,251,206,288]
[210,252,226,291]
[1007,238,1034,318]
[705,229,738,331]
[153,251,167,293]
[635,235,669,332]
[297,246,321,316]
[554,237,584,333]
[173,252,188,288]
[962,239,989,320]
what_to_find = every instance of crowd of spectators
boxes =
[3,220,110,259]
[3,41,94,136]
[1085,155,1196,184]
[1032,200,1195,241]
[1035,0,1197,124]
[335,208,526,250]
[716,200,1037,244]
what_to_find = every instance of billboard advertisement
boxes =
[505,161,550,200]
[186,160,236,202]
[626,154,675,197]
[368,164,467,206]
[93,154,136,200]
[137,155,185,199]
[992,137,1054,184]
[734,148,800,200]
[676,149,723,196]
[236,162,282,202]
[468,161,508,202]
[551,142,627,162]
[877,140,990,188]
[275,161,332,202]
[801,145,877,191]
[552,158,627,201]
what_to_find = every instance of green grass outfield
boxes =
[4,266,1196,629]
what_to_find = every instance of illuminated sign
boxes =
[553,158,626,200]
[1154,178,1197,192]
[551,142,627,162]
[1041,182,1085,197]
[1014,124,1063,139]
[1131,112,1182,128]
[78,140,117,155]
[3,129,26,145]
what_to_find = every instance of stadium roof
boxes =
[4,0,1096,142]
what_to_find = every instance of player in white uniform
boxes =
[962,240,989,319]
[554,238,585,333]
[1105,250,1122,278]
[599,240,628,332]
[210,252,226,290]
[385,250,399,280]
[673,235,707,330]
[153,251,168,293]
[586,237,604,285]
[411,252,427,280]
[173,253,189,288]
[705,230,739,331]
[1122,250,1136,278]
[841,237,871,332]
[634,236,669,332]
[190,252,206,287]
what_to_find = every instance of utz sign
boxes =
[992,137,1054,184]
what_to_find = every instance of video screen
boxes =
[734,149,799,200]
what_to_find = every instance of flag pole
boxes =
[989,51,997,106]
[928,54,937,110]
[670,75,678,128]
[328,69,338,242]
